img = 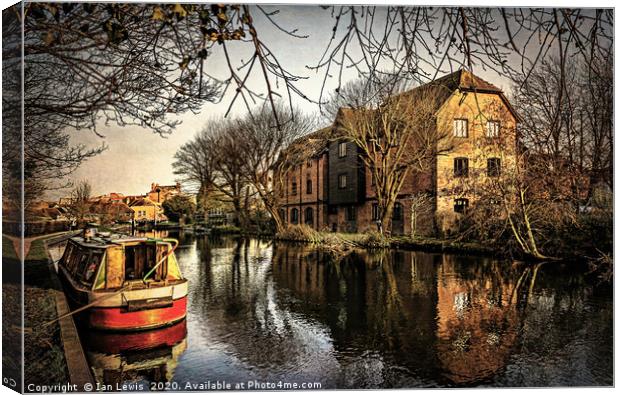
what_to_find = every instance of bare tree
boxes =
[4,3,311,207]
[409,193,432,240]
[67,180,92,225]
[234,104,316,233]
[335,78,456,234]
[312,7,612,106]
[173,119,252,229]
[213,126,254,229]
[512,52,612,209]
[172,129,220,209]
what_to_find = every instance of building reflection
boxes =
[270,244,532,386]
[434,255,522,384]
[271,245,442,385]
[82,320,188,386]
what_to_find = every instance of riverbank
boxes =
[272,225,610,264]
[21,236,71,387]
[274,225,498,256]
[2,231,92,389]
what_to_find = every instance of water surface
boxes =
[79,233,613,388]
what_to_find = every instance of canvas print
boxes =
[1,2,613,393]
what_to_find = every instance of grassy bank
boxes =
[275,225,512,259]
[2,236,22,387]
[274,224,611,264]
[22,237,70,387]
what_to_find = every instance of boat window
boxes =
[75,251,90,277]
[64,243,81,273]
[145,243,168,281]
[82,251,103,285]
[70,249,83,274]
[61,243,74,268]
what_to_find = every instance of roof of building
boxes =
[279,69,518,164]
[432,69,503,93]
[87,200,134,214]
[128,198,160,207]
[278,126,333,165]
[396,69,519,120]
[150,182,181,192]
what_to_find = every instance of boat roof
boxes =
[69,233,155,248]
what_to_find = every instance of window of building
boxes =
[291,176,297,195]
[291,208,299,224]
[278,209,287,223]
[454,157,469,177]
[454,198,469,213]
[306,160,312,168]
[304,207,314,226]
[306,176,312,194]
[453,119,468,138]
[338,142,347,157]
[371,203,380,220]
[393,202,403,221]
[486,120,500,138]
[338,174,347,189]
[487,158,501,177]
[345,205,356,221]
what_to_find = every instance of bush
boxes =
[162,195,196,223]
[276,224,322,243]
[359,231,390,248]
[543,211,613,258]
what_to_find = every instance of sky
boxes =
[61,4,515,199]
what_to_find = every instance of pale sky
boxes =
[60,4,513,199]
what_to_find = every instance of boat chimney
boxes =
[83,227,96,241]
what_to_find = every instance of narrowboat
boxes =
[57,230,188,331]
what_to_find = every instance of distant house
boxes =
[147,182,182,204]
[129,197,167,223]
[58,196,74,206]
[91,192,126,204]
[97,201,134,223]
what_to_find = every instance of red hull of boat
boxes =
[84,319,187,353]
[88,297,187,331]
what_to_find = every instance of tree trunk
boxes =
[379,199,395,235]
[264,203,285,234]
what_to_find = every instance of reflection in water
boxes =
[80,234,612,388]
[83,320,187,386]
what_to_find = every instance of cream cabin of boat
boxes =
[58,233,188,331]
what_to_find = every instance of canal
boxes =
[74,232,612,388]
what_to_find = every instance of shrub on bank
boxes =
[276,224,322,243]
[359,231,390,249]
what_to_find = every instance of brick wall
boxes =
[279,153,330,230]
[278,87,517,237]
[435,90,517,234]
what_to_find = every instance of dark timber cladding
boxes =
[328,140,365,205]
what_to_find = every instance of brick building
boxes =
[147,182,182,203]
[277,70,518,235]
